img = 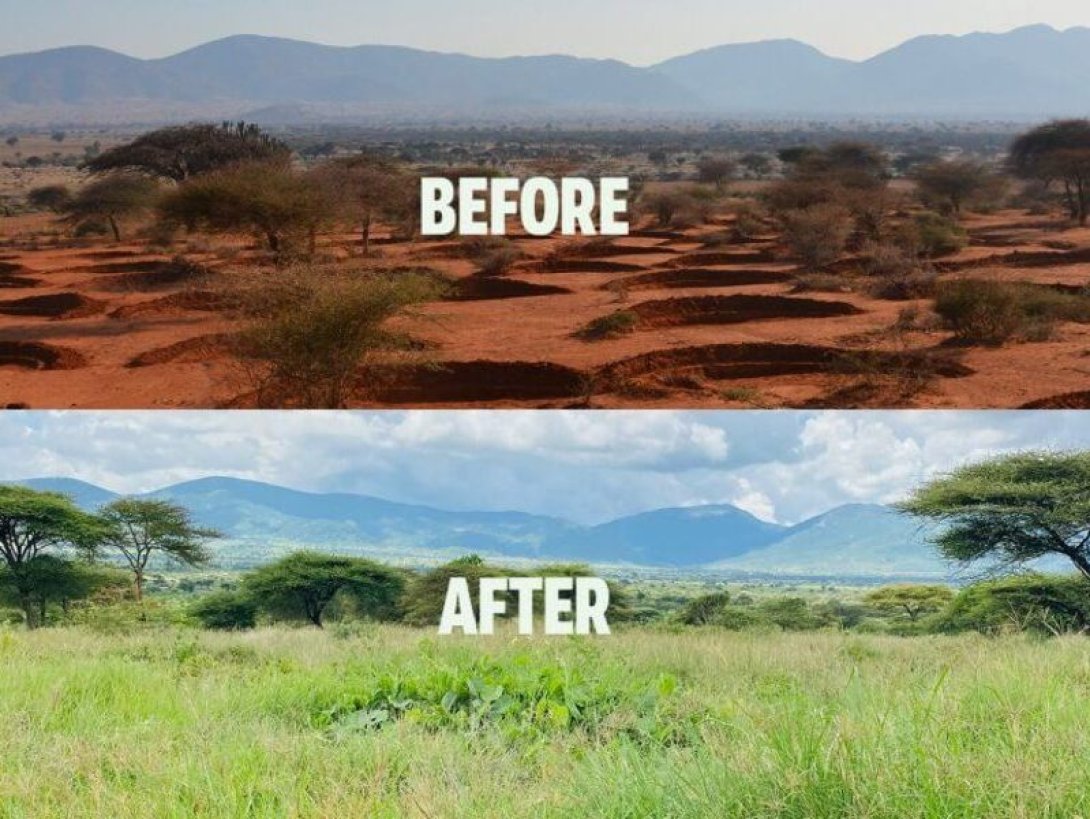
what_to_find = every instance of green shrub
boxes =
[934,575,1090,636]
[899,211,967,257]
[189,590,258,630]
[577,310,639,341]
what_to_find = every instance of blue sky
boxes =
[1,0,1087,62]
[2,411,1088,525]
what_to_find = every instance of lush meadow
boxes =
[2,625,1089,818]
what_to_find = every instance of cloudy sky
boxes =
[1,411,1087,525]
[1,0,1087,62]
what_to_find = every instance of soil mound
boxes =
[0,292,104,318]
[110,290,225,319]
[365,360,587,403]
[454,278,571,301]
[596,343,971,393]
[630,295,861,328]
[616,268,794,292]
[126,334,232,367]
[0,341,87,370]
[1021,391,1090,409]
[666,250,777,267]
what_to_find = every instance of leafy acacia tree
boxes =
[1009,119,1090,225]
[913,160,991,216]
[864,584,955,622]
[27,184,72,213]
[900,451,1090,580]
[159,161,332,256]
[242,551,404,628]
[99,498,220,601]
[0,555,127,627]
[65,174,159,241]
[0,486,105,627]
[85,122,290,182]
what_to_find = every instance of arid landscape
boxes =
[3,139,1090,410]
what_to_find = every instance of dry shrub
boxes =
[224,265,447,407]
[934,279,1090,345]
[780,204,853,271]
[861,242,938,300]
[577,310,639,341]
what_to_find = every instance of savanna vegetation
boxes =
[4,452,1090,815]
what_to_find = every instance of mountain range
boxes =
[15,476,950,578]
[1,25,1088,123]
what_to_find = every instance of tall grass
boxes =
[1,626,1089,817]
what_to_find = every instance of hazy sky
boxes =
[2,411,1087,525]
[1,0,1088,62]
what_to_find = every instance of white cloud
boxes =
[2,410,1088,525]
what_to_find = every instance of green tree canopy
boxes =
[935,574,1090,636]
[1009,119,1090,225]
[189,589,258,631]
[899,451,1090,580]
[159,160,332,256]
[65,173,159,241]
[864,584,955,622]
[0,555,128,627]
[0,485,106,627]
[913,159,992,215]
[85,122,290,182]
[242,551,405,628]
[99,498,220,601]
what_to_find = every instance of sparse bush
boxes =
[780,204,853,271]
[935,279,1090,345]
[226,265,447,407]
[861,242,938,300]
[478,246,523,277]
[897,211,968,257]
[791,273,852,293]
[577,310,638,340]
[934,279,1022,344]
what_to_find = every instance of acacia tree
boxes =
[914,160,991,216]
[242,551,404,628]
[0,555,126,626]
[696,156,736,191]
[66,174,159,241]
[0,486,104,628]
[1009,120,1090,225]
[309,155,414,254]
[99,498,220,601]
[864,584,955,621]
[85,122,290,182]
[159,161,333,256]
[900,451,1090,580]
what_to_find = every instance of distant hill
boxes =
[708,504,946,577]
[4,476,964,577]
[2,25,1089,123]
[653,24,1090,116]
[555,505,786,567]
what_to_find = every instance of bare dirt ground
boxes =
[2,208,1090,410]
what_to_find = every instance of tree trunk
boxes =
[107,215,121,243]
[361,213,372,255]
[19,592,38,630]
[134,571,144,602]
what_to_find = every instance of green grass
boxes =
[2,626,1090,817]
